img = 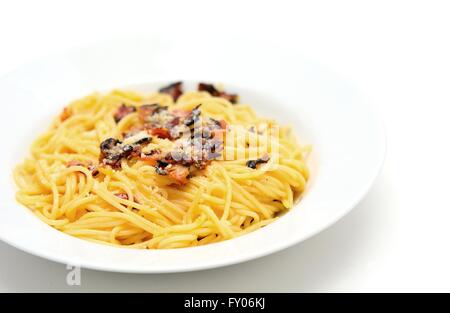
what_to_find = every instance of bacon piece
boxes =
[167,164,190,185]
[159,82,183,101]
[219,119,227,129]
[139,104,156,121]
[67,160,100,177]
[219,92,239,104]
[171,108,190,119]
[211,129,225,141]
[114,104,136,123]
[219,93,238,104]
[152,158,189,185]
[198,83,238,104]
[207,119,226,140]
[130,145,142,158]
[140,146,163,166]
[141,154,159,166]
[66,160,85,167]
[115,193,129,200]
[150,127,171,139]
[60,107,73,122]
[138,103,167,122]
[88,164,100,177]
[198,83,219,95]
[168,116,181,128]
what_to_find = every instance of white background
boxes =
[0,0,449,292]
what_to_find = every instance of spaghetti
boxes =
[14,82,310,249]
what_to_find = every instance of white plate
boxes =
[0,38,385,273]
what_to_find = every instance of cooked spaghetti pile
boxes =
[14,82,310,249]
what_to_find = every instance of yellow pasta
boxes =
[14,83,310,249]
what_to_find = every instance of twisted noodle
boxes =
[14,89,310,249]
